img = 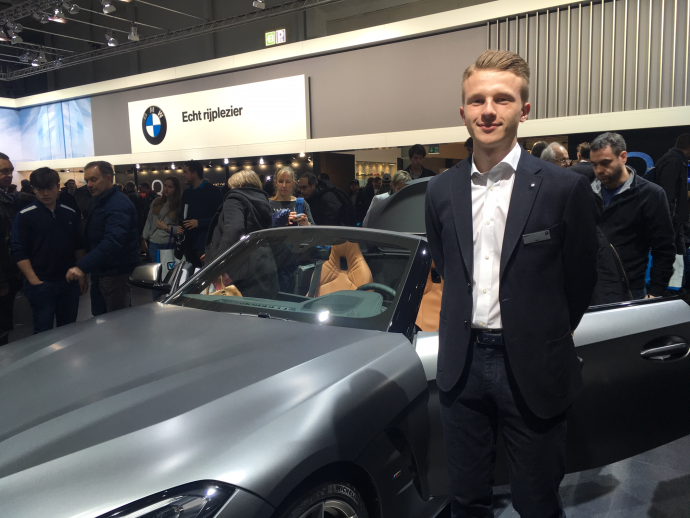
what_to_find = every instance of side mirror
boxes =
[129,263,171,293]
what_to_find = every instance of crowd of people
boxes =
[0,153,424,340]
[0,127,688,341]
[531,131,690,303]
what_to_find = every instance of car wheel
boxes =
[280,482,369,518]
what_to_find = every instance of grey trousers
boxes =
[99,273,132,313]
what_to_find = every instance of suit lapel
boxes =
[449,160,474,279]
[500,150,542,280]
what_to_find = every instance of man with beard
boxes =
[590,132,676,299]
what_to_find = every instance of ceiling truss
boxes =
[0,0,346,81]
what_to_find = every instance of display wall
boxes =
[0,99,94,162]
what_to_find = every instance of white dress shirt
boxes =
[470,142,522,329]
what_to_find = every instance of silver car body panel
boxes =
[0,303,427,518]
[414,299,690,381]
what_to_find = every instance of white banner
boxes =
[127,75,309,154]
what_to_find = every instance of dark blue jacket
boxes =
[10,200,83,282]
[76,186,140,276]
[179,180,223,251]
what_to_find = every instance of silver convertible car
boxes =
[1,180,690,518]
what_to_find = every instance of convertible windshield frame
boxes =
[165,227,429,334]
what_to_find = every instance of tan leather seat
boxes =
[415,266,443,332]
[315,241,373,297]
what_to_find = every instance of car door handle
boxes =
[640,337,690,362]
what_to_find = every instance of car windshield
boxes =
[166,228,419,331]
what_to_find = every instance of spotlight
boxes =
[55,57,63,67]
[299,152,305,157]
[37,50,47,64]
[224,158,229,165]
[19,51,30,62]
[0,29,9,42]
[128,25,139,42]
[10,22,23,33]
[8,30,22,45]
[171,163,176,170]
[260,158,264,165]
[31,56,39,67]
[40,14,51,24]
[64,2,80,15]
[135,164,140,169]
[50,8,67,23]
[253,0,266,9]
[31,12,42,21]
[208,161,212,167]
[101,1,116,14]
[105,29,118,46]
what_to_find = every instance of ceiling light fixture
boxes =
[55,57,63,67]
[9,22,23,33]
[128,25,139,42]
[50,8,67,23]
[8,30,23,45]
[19,51,30,62]
[31,56,39,67]
[136,164,140,169]
[171,163,176,170]
[260,158,264,165]
[299,152,305,157]
[40,13,51,24]
[253,0,266,9]
[0,29,9,42]
[31,12,42,21]
[224,158,229,165]
[101,0,116,14]
[105,29,118,47]
[37,50,47,64]
[63,2,80,15]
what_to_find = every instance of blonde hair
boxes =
[275,166,296,183]
[462,50,530,103]
[391,170,412,188]
[228,169,262,189]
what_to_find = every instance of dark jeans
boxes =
[90,271,107,316]
[23,279,80,334]
[0,277,22,345]
[440,340,567,518]
[99,273,132,312]
[630,287,647,300]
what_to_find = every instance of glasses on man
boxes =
[0,168,13,176]
[550,158,571,166]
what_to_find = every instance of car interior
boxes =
[178,238,414,322]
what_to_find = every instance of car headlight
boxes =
[97,481,234,518]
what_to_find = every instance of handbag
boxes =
[157,228,178,272]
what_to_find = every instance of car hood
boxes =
[0,303,425,517]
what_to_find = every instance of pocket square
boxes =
[523,229,551,245]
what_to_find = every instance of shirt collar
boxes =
[195,179,208,190]
[471,142,522,176]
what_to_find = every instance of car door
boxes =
[414,295,690,496]
[565,296,690,472]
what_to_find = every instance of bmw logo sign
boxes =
[142,106,167,145]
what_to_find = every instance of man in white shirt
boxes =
[425,50,598,518]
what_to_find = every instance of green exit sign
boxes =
[428,145,440,154]
[266,29,286,47]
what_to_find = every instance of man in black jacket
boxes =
[590,132,676,299]
[298,173,343,226]
[405,144,436,179]
[178,160,223,267]
[0,152,21,345]
[655,133,690,255]
[569,141,595,182]
[425,50,598,518]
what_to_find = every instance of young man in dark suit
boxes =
[424,50,598,517]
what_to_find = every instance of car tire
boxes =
[278,482,370,518]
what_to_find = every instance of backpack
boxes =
[326,185,357,227]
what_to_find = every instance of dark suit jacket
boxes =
[568,161,595,183]
[425,149,599,419]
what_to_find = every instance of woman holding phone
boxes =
[269,166,314,226]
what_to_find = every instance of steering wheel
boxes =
[356,283,396,298]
